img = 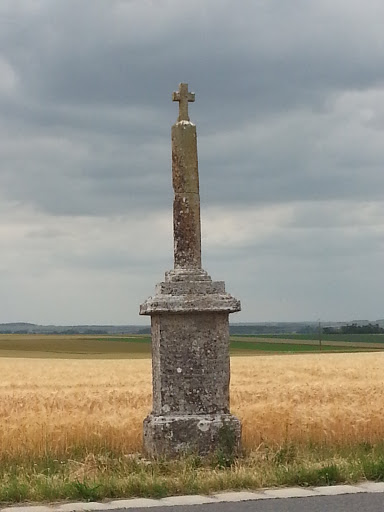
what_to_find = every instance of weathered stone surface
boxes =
[139,290,240,314]
[143,414,241,457]
[139,83,241,457]
[150,312,230,415]
[156,279,225,295]
[172,121,201,270]
[165,268,211,282]
[140,269,240,314]
[172,123,199,194]
[173,190,201,270]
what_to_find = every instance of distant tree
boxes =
[323,327,339,334]
[340,323,384,334]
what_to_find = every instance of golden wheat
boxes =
[1,353,384,459]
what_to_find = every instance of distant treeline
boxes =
[1,323,318,336]
[3,322,383,336]
[0,328,151,335]
[0,323,151,335]
[324,323,384,334]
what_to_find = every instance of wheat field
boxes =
[2,352,384,460]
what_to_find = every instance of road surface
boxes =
[2,484,384,512]
[119,492,384,511]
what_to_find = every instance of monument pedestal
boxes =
[140,269,241,457]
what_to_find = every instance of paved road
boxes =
[121,492,384,511]
[3,485,384,512]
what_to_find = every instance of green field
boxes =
[0,334,152,358]
[230,340,373,353]
[0,333,382,358]
[252,333,384,343]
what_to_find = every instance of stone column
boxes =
[140,83,241,458]
[172,118,201,269]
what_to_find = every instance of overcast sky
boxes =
[1,0,384,325]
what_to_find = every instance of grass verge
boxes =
[2,443,384,504]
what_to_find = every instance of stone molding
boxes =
[140,293,240,315]
[140,267,240,315]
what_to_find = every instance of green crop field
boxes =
[252,333,384,343]
[229,340,374,354]
[0,334,152,358]
[232,334,384,351]
[0,333,381,358]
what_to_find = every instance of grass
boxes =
[1,444,384,503]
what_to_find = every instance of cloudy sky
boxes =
[1,0,384,325]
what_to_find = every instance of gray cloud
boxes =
[0,0,384,322]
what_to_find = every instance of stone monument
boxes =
[140,83,241,457]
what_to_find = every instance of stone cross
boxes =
[172,82,195,122]
[140,83,241,458]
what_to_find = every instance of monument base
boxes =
[143,414,241,458]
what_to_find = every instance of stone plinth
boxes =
[143,415,241,458]
[140,269,241,457]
